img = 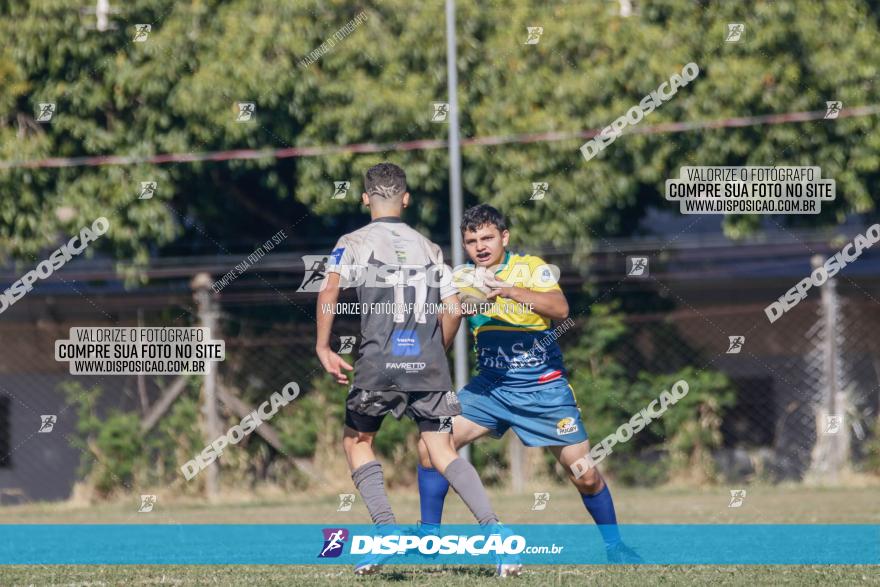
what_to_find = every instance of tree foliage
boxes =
[1,0,878,268]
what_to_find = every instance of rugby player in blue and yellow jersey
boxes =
[416,204,640,563]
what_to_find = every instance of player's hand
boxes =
[316,346,353,384]
[484,275,515,300]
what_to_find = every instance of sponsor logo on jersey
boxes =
[391,330,421,356]
[385,361,426,372]
[556,417,578,436]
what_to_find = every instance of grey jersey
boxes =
[327,217,456,391]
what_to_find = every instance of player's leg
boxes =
[343,426,396,526]
[410,392,499,526]
[416,384,504,525]
[417,416,491,524]
[342,389,397,527]
[520,382,640,563]
[421,428,521,576]
[502,382,627,547]
[550,441,618,544]
[420,428,502,523]
[411,392,522,577]
[416,436,447,526]
[344,389,412,575]
[550,441,640,562]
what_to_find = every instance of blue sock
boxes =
[417,465,450,525]
[581,484,621,548]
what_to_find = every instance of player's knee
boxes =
[420,435,457,472]
[572,466,603,494]
[342,428,373,452]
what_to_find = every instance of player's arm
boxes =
[439,293,462,349]
[487,280,569,321]
[315,271,353,384]
[484,256,569,320]
[434,248,462,349]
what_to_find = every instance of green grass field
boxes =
[2,486,878,586]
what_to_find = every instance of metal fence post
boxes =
[807,255,850,481]
[192,273,221,498]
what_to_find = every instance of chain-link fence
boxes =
[1,242,879,503]
[612,292,879,482]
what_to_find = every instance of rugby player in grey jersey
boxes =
[315,162,519,576]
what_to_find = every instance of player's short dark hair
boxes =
[461,204,508,234]
[364,162,407,201]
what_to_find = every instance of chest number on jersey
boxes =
[391,268,427,324]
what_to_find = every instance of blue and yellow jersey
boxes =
[466,252,568,390]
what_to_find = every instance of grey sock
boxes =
[351,460,396,526]
[443,457,499,526]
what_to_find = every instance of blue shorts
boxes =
[457,376,589,447]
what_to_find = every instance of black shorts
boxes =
[344,388,461,433]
